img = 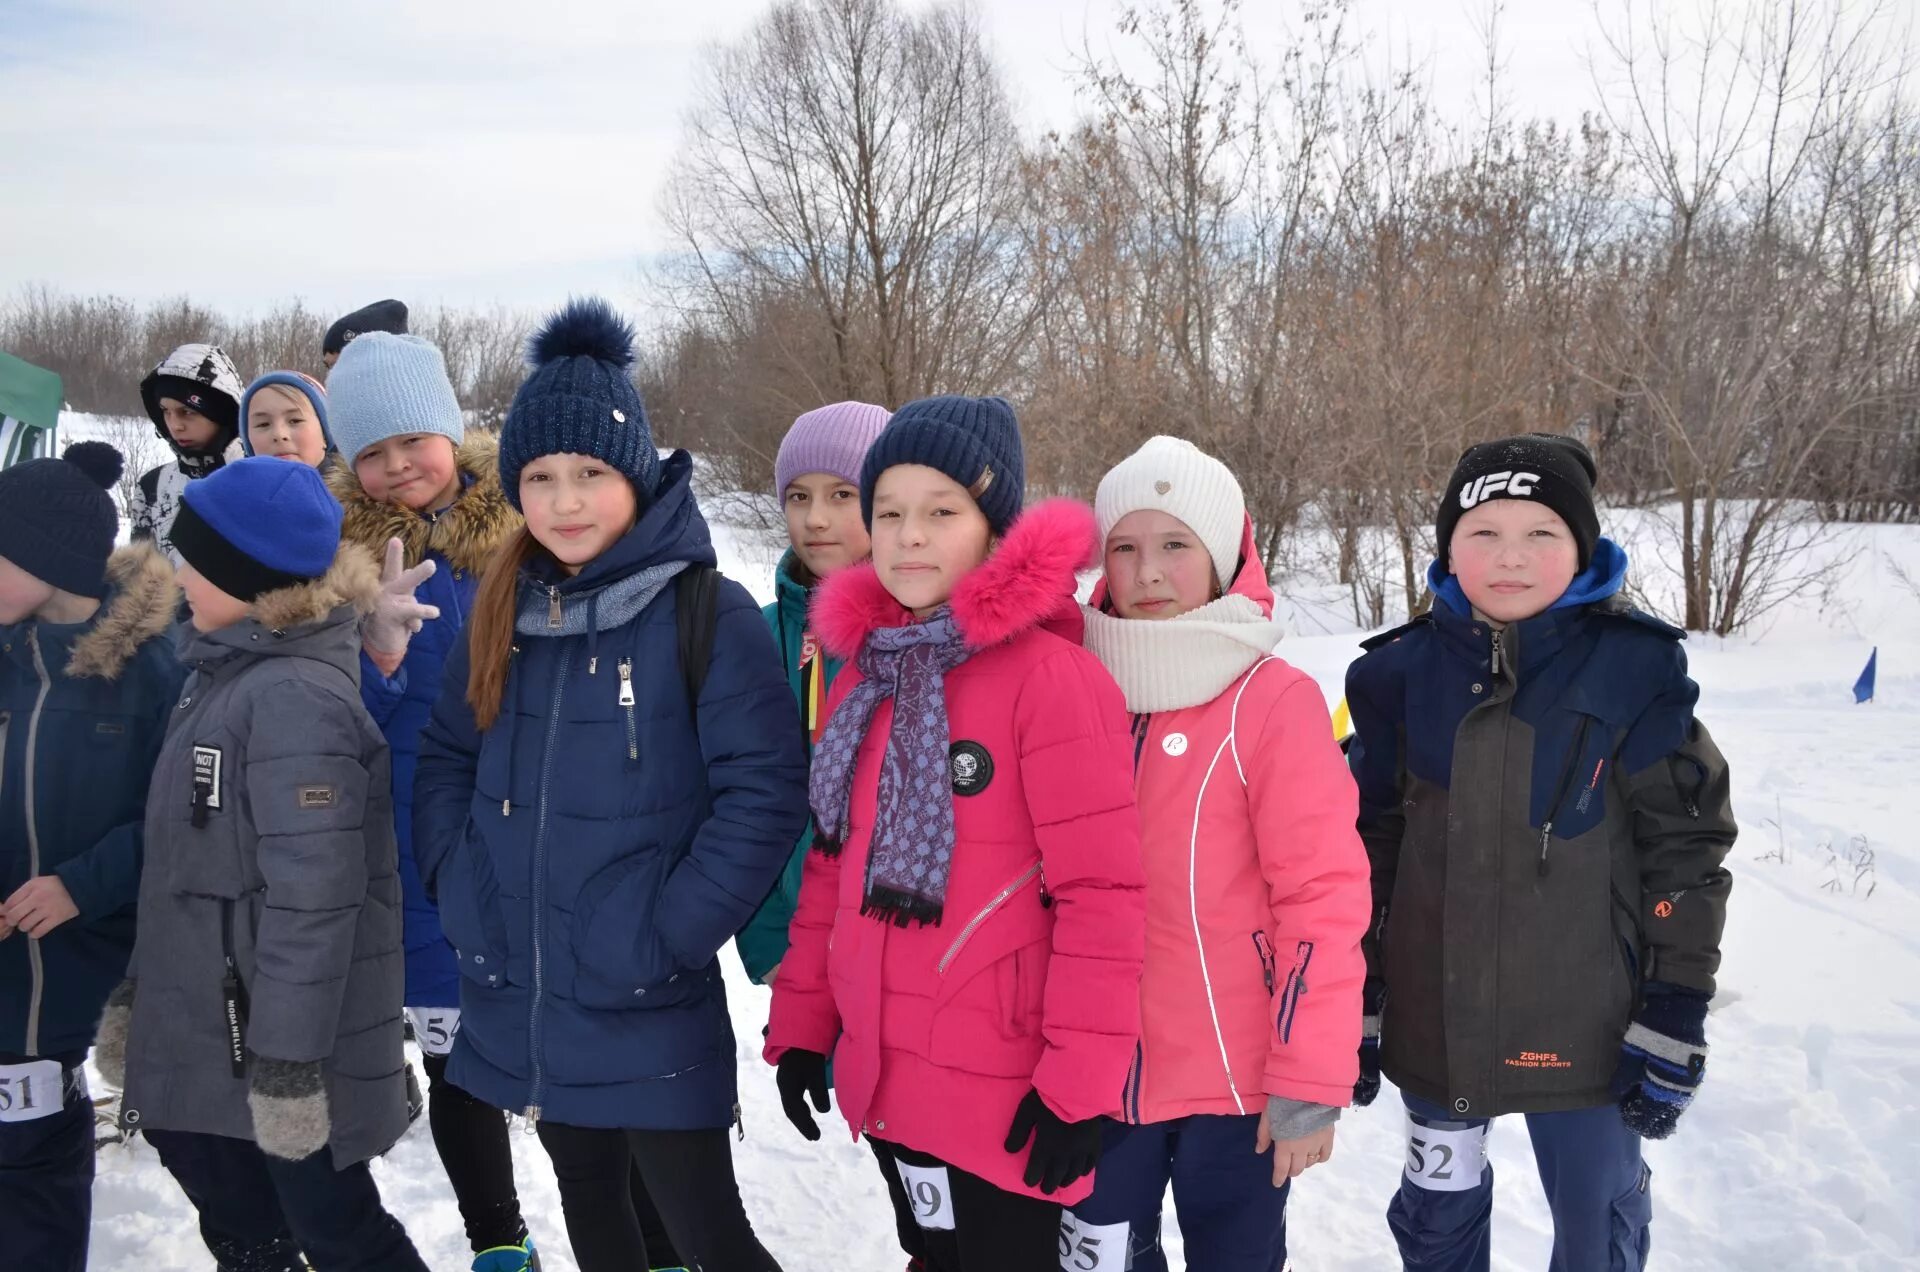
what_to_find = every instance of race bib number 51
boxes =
[1404,1118,1489,1192]
[0,1059,65,1123]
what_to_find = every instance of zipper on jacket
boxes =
[525,645,575,1123]
[733,1101,745,1142]
[1490,629,1506,678]
[1252,932,1276,995]
[1121,1040,1144,1124]
[21,632,55,1056]
[1130,713,1151,775]
[1536,716,1594,877]
[1276,940,1315,1044]
[547,585,562,630]
[618,659,637,759]
[936,861,1041,974]
[1671,754,1707,819]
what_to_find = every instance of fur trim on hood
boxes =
[326,433,520,576]
[66,543,180,681]
[249,542,383,633]
[811,499,1098,659]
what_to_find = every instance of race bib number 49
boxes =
[1404,1118,1489,1192]
[0,1059,65,1123]
[1058,1213,1129,1271]
[895,1161,957,1231]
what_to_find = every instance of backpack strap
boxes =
[675,564,721,720]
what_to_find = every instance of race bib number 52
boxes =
[1404,1118,1489,1192]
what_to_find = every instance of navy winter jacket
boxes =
[412,452,809,1129]
[0,546,183,1059]
[330,437,520,1008]
[1344,539,1735,1116]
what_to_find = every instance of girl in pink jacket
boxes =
[764,396,1147,1272]
[1068,436,1371,1272]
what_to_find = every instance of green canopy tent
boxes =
[0,349,63,469]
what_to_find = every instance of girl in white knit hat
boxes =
[1067,435,1372,1271]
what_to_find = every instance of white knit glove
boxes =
[362,537,439,657]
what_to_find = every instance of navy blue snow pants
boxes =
[1066,1113,1291,1272]
[1388,1093,1650,1272]
[0,1052,93,1272]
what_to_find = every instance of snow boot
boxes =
[471,1237,539,1272]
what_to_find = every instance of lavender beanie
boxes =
[775,401,891,498]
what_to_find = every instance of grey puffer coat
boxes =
[118,544,409,1167]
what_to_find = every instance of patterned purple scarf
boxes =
[809,609,974,926]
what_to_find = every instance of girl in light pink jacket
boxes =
[1066,436,1371,1272]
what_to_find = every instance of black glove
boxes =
[776,1048,830,1142]
[1003,1089,1101,1195]
[1354,976,1384,1107]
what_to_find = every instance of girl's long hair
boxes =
[466,525,543,730]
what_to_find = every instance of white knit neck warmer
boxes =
[1081,594,1286,712]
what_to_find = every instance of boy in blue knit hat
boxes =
[239,371,334,468]
[0,443,184,1272]
[101,458,431,1271]
[1344,434,1736,1272]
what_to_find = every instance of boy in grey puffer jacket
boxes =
[97,457,427,1272]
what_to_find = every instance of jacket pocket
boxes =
[437,825,511,989]
[570,854,694,1010]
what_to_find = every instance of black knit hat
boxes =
[1436,433,1600,572]
[323,299,410,357]
[0,442,126,599]
[859,395,1026,535]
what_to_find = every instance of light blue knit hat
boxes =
[324,332,465,463]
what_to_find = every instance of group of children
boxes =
[0,293,1736,1272]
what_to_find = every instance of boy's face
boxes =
[870,464,992,619]
[1104,508,1217,620]
[159,398,221,451]
[519,452,639,577]
[176,563,252,633]
[783,472,870,580]
[353,434,461,512]
[1449,499,1581,623]
[0,555,54,624]
[248,386,329,467]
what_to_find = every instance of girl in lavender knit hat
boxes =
[736,401,937,1266]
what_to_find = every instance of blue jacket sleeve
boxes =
[359,648,409,728]
[655,581,810,970]
[411,627,481,898]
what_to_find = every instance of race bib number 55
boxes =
[1058,1213,1129,1270]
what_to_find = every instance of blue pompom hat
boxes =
[859,394,1026,535]
[498,297,658,511]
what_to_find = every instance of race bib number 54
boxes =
[406,1008,461,1058]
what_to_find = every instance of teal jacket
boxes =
[734,551,846,983]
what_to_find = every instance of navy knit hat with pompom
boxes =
[0,441,126,599]
[497,297,657,511]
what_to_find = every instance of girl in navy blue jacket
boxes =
[413,299,808,1272]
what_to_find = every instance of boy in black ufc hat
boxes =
[1342,432,1737,1272]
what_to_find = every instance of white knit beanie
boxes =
[1095,436,1245,589]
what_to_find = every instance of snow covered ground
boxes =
[78,465,1920,1270]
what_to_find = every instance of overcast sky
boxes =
[0,0,1816,320]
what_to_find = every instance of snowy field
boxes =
[65,419,1920,1269]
